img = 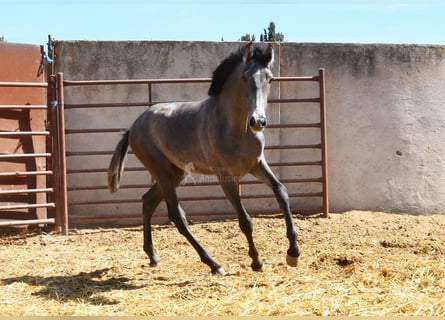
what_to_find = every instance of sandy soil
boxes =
[0,211,444,316]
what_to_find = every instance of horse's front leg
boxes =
[250,158,300,267]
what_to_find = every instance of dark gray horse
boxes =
[108,43,300,275]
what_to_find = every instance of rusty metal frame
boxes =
[0,79,68,233]
[318,69,329,218]
[62,69,329,225]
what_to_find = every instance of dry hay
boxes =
[0,210,444,316]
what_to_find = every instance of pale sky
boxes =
[1,0,444,46]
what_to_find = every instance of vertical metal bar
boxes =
[148,82,153,105]
[46,38,57,228]
[319,68,329,218]
[49,75,61,231]
[46,75,56,221]
[148,81,154,186]
[56,73,69,234]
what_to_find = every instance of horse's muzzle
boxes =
[249,115,267,132]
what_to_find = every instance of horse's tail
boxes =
[108,130,130,193]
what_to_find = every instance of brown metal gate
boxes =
[0,42,68,233]
[61,69,328,226]
[2,42,327,230]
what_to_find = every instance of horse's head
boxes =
[208,42,274,134]
[241,43,274,133]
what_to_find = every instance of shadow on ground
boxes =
[2,268,142,305]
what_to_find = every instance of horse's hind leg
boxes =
[174,203,225,275]
[142,183,163,266]
[219,178,263,271]
[158,168,225,275]
[142,171,186,266]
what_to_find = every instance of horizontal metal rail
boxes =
[0,104,48,109]
[63,78,212,86]
[266,144,322,150]
[68,206,321,223]
[0,188,53,195]
[0,170,53,177]
[272,76,320,82]
[64,98,320,109]
[64,123,321,134]
[67,166,139,174]
[0,82,48,88]
[65,102,151,109]
[0,153,52,159]
[0,203,55,210]
[67,177,323,191]
[69,192,323,206]
[270,160,322,167]
[0,218,55,227]
[0,131,50,137]
[62,76,319,87]
[65,128,125,134]
[269,98,320,104]
[65,143,321,157]
[66,159,321,175]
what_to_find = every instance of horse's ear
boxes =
[241,41,252,62]
[265,44,274,67]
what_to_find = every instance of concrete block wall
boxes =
[279,43,445,214]
[55,41,445,222]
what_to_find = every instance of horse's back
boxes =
[128,99,213,170]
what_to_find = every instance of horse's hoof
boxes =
[149,255,161,267]
[286,254,299,267]
[212,267,226,276]
[251,261,264,272]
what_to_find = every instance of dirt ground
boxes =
[0,210,444,316]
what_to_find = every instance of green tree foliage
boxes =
[239,33,256,42]
[260,22,284,42]
[239,21,284,42]
[0,35,5,42]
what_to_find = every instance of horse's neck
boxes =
[216,79,249,139]
[217,99,247,140]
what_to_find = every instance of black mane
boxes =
[208,45,270,97]
[208,49,243,96]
